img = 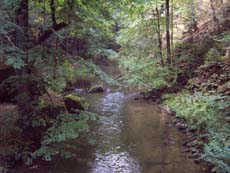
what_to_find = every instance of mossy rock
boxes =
[64,93,89,113]
[89,85,104,93]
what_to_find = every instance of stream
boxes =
[12,64,206,173]
[14,89,205,173]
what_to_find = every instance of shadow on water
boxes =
[13,90,206,173]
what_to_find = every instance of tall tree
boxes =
[170,0,174,63]
[15,0,33,130]
[155,7,164,67]
[165,0,171,64]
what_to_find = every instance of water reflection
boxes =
[90,92,141,173]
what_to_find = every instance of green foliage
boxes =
[0,45,25,69]
[46,78,67,93]
[164,92,230,172]
[214,32,230,43]
[0,0,124,166]
[30,111,99,163]
[62,59,74,81]
[114,1,178,90]
[165,92,229,129]
[74,59,121,87]
[203,128,230,173]
[118,58,176,90]
[42,112,92,145]
[205,48,221,64]
[42,58,75,93]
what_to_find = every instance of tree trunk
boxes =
[15,0,34,131]
[210,0,220,33]
[50,0,57,26]
[165,0,171,64]
[170,0,174,64]
[156,7,164,67]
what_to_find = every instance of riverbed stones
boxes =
[161,104,211,171]
[161,105,176,116]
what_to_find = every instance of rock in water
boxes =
[89,85,104,93]
[64,93,89,113]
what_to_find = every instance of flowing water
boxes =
[14,90,205,173]
[12,65,205,173]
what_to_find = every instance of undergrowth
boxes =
[164,92,230,173]
[23,111,99,165]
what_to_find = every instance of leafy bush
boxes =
[164,92,230,173]
[118,58,177,90]
[203,128,230,173]
[165,92,229,128]
[44,59,75,93]
[25,111,99,164]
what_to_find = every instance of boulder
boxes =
[64,93,88,113]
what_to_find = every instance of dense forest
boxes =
[0,0,229,173]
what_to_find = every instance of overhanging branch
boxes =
[36,0,68,45]
[37,22,68,44]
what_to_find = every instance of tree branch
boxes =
[35,0,68,44]
[37,22,68,44]
[50,0,57,26]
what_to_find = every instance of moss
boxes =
[64,94,89,113]
[88,84,104,93]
